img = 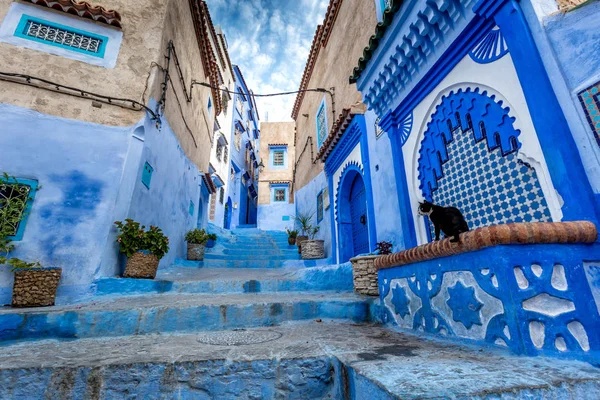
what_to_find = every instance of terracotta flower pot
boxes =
[124,251,159,279]
[187,242,206,261]
[350,255,379,296]
[288,236,297,246]
[296,235,308,254]
[301,240,325,260]
[12,267,62,308]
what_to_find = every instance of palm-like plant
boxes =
[294,211,314,237]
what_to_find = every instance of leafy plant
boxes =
[0,173,42,272]
[285,228,298,238]
[208,233,217,241]
[308,225,320,240]
[114,219,170,259]
[185,228,209,245]
[375,241,393,255]
[294,211,314,236]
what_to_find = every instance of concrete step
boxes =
[2,321,599,399]
[203,253,300,261]
[94,265,353,296]
[175,259,287,268]
[0,292,375,342]
[216,248,299,256]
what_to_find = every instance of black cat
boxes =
[418,201,469,243]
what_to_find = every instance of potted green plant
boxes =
[349,241,393,297]
[285,228,298,246]
[206,233,217,249]
[114,219,170,279]
[294,211,314,254]
[0,173,61,307]
[185,228,209,260]
[301,226,325,260]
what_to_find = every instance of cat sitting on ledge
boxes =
[418,201,470,243]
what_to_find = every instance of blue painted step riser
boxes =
[0,301,373,342]
[175,260,286,268]
[95,275,354,296]
[214,250,299,256]
[203,255,300,261]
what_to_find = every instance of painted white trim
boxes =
[0,2,123,68]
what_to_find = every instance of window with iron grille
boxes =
[223,146,228,163]
[0,177,38,240]
[219,187,225,204]
[235,128,242,151]
[236,96,244,116]
[273,151,284,166]
[316,99,327,148]
[317,190,324,223]
[216,144,223,161]
[274,189,286,202]
[15,15,107,58]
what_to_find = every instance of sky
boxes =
[206,0,329,122]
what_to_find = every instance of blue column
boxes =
[327,173,338,263]
[358,115,379,251]
[389,128,418,249]
[474,0,599,225]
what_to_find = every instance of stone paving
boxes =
[1,321,600,399]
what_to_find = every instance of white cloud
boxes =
[206,0,330,121]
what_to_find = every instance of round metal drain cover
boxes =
[197,330,282,346]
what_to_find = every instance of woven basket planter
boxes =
[350,255,379,296]
[187,243,206,261]
[296,236,308,254]
[301,240,325,260]
[123,251,159,279]
[12,267,62,308]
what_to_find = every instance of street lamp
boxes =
[258,159,265,173]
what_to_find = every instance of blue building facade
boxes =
[332,0,600,364]
[0,0,226,304]
[226,65,261,228]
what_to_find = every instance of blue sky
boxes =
[206,0,329,122]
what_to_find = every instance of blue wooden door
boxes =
[349,175,369,256]
[224,202,231,230]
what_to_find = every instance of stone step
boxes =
[2,321,599,399]
[0,292,375,342]
[203,253,300,261]
[94,265,353,296]
[175,259,287,268]
[216,248,299,256]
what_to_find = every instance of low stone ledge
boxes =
[375,221,597,270]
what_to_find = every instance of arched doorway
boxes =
[224,197,232,229]
[337,165,370,262]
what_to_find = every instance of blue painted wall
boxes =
[363,110,403,252]
[257,202,295,231]
[0,103,130,303]
[295,171,332,258]
[125,99,201,272]
[227,66,260,228]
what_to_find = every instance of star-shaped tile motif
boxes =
[446,282,483,329]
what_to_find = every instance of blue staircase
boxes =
[2,228,599,399]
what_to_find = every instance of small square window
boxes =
[219,187,225,204]
[0,177,38,241]
[142,162,153,189]
[317,191,324,223]
[274,189,286,202]
[273,151,284,166]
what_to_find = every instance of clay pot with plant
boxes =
[0,173,61,307]
[294,212,314,254]
[205,233,218,249]
[301,226,325,260]
[185,229,209,261]
[286,228,298,246]
[115,219,170,279]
